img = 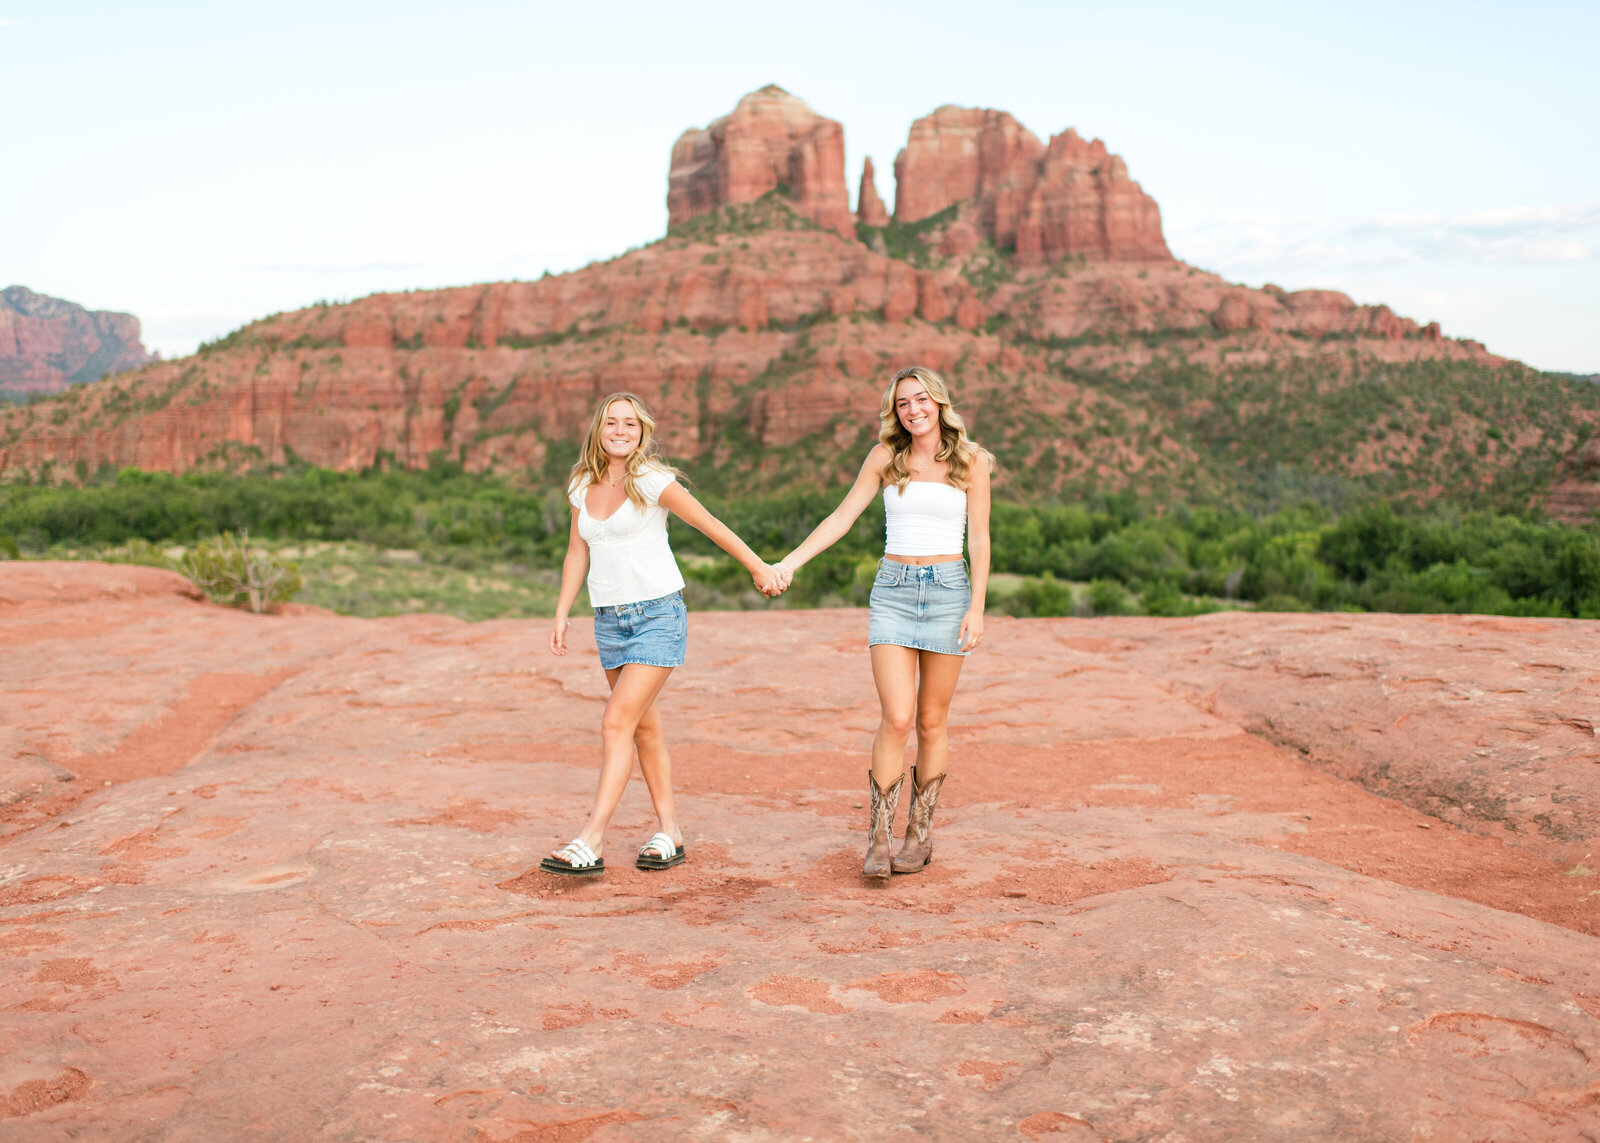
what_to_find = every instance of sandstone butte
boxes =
[891,105,1172,265]
[668,84,855,239]
[0,286,152,400]
[2,84,1559,503]
[3,561,1600,1138]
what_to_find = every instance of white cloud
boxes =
[1352,203,1600,264]
[1174,201,1600,273]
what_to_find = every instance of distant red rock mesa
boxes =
[892,106,1172,264]
[668,84,854,238]
[1,286,153,399]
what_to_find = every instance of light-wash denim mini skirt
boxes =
[867,558,971,656]
[592,590,687,670]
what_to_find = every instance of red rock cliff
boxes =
[667,85,853,238]
[893,106,1172,264]
[0,286,153,398]
[856,157,889,228]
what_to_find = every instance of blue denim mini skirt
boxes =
[592,590,687,670]
[867,558,971,656]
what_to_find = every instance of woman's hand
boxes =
[959,607,985,652]
[550,615,570,656]
[753,562,789,596]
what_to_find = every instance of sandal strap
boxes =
[639,832,677,860]
[555,839,599,868]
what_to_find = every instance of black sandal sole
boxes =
[635,847,687,871]
[538,858,606,877]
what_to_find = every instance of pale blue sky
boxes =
[3,1,1596,370]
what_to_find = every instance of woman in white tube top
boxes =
[775,366,992,879]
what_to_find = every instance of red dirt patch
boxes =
[611,952,720,990]
[848,970,967,1003]
[938,1010,986,1025]
[31,957,109,986]
[749,975,851,1014]
[0,876,101,908]
[0,1067,92,1119]
[70,670,294,787]
[542,1003,597,1030]
[501,1110,646,1143]
[957,1059,1020,1088]
[1018,1111,1100,1140]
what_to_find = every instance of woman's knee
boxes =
[601,709,640,743]
[881,709,916,738]
[633,718,664,750]
[916,710,949,740]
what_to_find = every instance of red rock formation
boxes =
[0,286,153,398]
[0,93,1515,496]
[892,107,1042,228]
[856,157,888,227]
[667,85,853,238]
[1544,434,1600,526]
[1013,130,1172,264]
[892,107,1171,263]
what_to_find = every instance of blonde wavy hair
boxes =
[878,366,985,491]
[569,391,682,508]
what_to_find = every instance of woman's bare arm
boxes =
[959,453,993,651]
[658,482,783,593]
[550,507,589,655]
[780,445,890,572]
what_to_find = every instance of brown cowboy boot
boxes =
[862,770,905,880]
[891,766,947,874]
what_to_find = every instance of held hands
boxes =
[959,606,985,652]
[549,615,570,656]
[753,561,794,597]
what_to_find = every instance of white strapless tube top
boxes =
[883,482,967,556]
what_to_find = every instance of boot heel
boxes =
[891,767,946,874]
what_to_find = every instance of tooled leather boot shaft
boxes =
[863,770,904,879]
[891,766,946,874]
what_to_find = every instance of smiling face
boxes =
[600,400,643,462]
[895,378,941,440]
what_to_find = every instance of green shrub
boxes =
[1086,578,1138,616]
[180,531,303,614]
[1002,572,1075,617]
[1255,593,1313,612]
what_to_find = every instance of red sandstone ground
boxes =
[4,563,1600,1140]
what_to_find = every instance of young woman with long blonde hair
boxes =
[543,391,786,876]
[775,366,991,879]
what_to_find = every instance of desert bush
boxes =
[180,531,302,614]
[1085,578,1138,617]
[1000,572,1075,618]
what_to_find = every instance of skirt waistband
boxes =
[591,590,683,617]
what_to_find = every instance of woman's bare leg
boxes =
[630,693,682,847]
[869,644,920,788]
[912,649,965,782]
[554,663,674,859]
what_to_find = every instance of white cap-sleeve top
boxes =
[568,463,687,607]
[883,481,968,556]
